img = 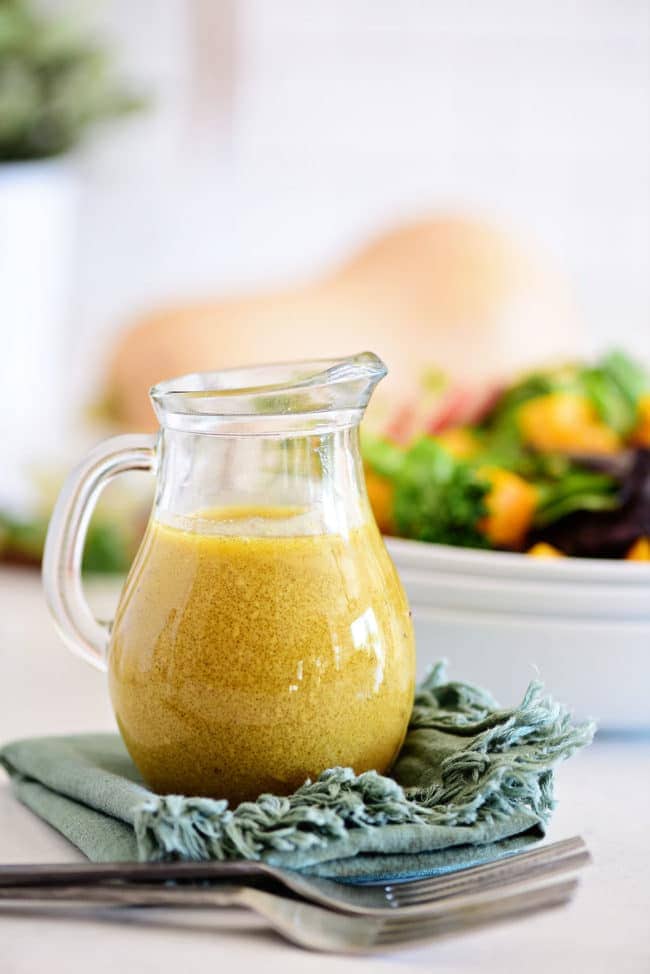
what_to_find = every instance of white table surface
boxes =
[0,567,649,974]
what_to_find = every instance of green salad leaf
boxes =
[481,363,583,431]
[364,436,490,548]
[362,350,649,556]
[578,350,650,435]
[361,433,405,480]
[533,470,619,528]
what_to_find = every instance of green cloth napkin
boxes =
[0,664,594,883]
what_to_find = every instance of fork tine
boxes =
[374,879,578,947]
[383,836,585,892]
[378,875,579,933]
[391,849,591,907]
[383,836,587,903]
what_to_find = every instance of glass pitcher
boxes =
[43,352,415,803]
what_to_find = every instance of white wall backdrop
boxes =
[71,0,650,397]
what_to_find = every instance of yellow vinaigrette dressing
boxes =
[108,506,415,804]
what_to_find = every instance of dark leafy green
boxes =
[533,471,619,528]
[363,351,650,558]
[579,350,650,435]
[393,441,490,547]
[364,436,490,548]
[530,449,650,557]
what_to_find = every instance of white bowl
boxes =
[386,537,650,730]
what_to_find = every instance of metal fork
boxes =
[0,876,579,953]
[0,835,589,916]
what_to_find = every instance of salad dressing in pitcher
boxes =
[109,506,414,802]
[43,353,416,803]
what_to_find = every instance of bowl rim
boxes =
[385,535,650,587]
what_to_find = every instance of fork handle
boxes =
[0,858,266,889]
[0,883,245,909]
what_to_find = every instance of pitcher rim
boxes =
[150,351,387,423]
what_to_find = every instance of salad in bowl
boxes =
[363,350,650,561]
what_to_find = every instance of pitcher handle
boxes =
[42,434,158,672]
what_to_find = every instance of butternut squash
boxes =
[527,542,565,558]
[518,392,621,455]
[434,427,481,459]
[103,217,581,431]
[364,467,395,535]
[626,537,650,561]
[479,467,538,548]
[631,394,650,447]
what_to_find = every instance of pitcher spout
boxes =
[321,351,387,404]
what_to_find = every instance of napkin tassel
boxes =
[134,667,594,863]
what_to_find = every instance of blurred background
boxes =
[1,0,649,566]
